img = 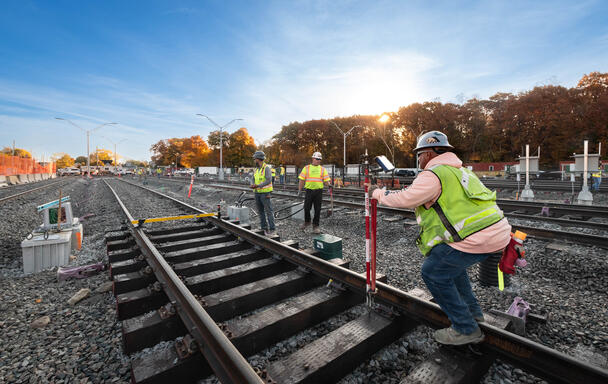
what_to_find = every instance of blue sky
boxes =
[1,0,607,162]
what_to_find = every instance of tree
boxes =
[51,153,75,168]
[75,156,88,165]
[1,147,31,158]
[150,136,211,167]
[90,149,114,166]
[225,128,257,166]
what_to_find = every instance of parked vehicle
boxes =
[535,171,564,180]
[196,166,218,176]
[58,167,81,176]
[394,168,417,177]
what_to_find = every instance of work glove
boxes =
[499,236,525,275]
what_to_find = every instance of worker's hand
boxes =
[297,190,302,198]
[368,185,381,199]
[250,184,257,189]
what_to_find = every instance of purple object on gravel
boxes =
[507,296,531,321]
[57,262,105,281]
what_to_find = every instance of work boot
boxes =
[300,223,311,231]
[312,226,321,234]
[474,315,485,323]
[265,230,277,237]
[433,327,484,345]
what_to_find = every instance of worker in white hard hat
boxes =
[297,152,331,234]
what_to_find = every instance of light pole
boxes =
[55,118,117,178]
[329,121,363,179]
[196,114,243,180]
[103,136,127,174]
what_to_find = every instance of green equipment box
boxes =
[313,234,342,260]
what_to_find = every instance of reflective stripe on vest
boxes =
[254,163,273,193]
[299,165,328,189]
[415,164,504,255]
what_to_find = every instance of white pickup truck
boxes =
[58,167,81,176]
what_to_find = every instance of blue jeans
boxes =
[255,192,275,231]
[279,175,285,184]
[421,243,491,335]
[592,177,601,191]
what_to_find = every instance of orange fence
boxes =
[0,154,56,176]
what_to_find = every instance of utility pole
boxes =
[329,121,363,180]
[196,114,243,180]
[55,118,117,178]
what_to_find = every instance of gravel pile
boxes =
[133,177,607,384]
[0,178,130,383]
[0,178,63,200]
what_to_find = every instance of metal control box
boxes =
[313,234,342,260]
[228,206,250,225]
[21,231,72,274]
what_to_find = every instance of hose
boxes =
[274,202,304,220]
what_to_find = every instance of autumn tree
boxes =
[1,147,31,158]
[151,136,211,167]
[224,128,256,166]
[90,149,114,166]
[51,153,75,168]
[74,156,88,166]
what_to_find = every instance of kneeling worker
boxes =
[298,152,331,234]
[368,131,511,345]
[250,151,276,236]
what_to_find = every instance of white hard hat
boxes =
[312,152,322,160]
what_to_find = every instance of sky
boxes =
[1,0,607,162]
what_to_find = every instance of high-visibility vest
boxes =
[271,168,276,177]
[415,164,504,256]
[299,165,330,190]
[254,163,273,193]
[280,167,285,175]
[592,171,602,178]
[157,168,161,173]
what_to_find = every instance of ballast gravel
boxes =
[0,178,130,384]
[135,176,607,384]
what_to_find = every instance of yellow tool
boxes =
[131,212,217,225]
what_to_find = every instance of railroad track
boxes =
[103,178,608,384]
[0,179,67,204]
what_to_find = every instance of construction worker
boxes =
[298,152,331,234]
[250,151,276,236]
[156,168,162,178]
[592,169,602,191]
[279,165,286,185]
[367,131,511,345]
[271,166,276,184]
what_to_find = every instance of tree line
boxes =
[149,72,608,169]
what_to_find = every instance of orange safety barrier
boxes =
[0,154,55,176]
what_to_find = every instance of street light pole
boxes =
[55,118,117,178]
[196,114,243,180]
[329,121,363,180]
[102,136,127,174]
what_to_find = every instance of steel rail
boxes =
[207,184,608,247]
[103,179,263,384]
[120,178,608,384]
[0,180,66,204]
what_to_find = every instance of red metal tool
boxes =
[188,175,194,198]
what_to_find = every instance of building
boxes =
[463,162,518,177]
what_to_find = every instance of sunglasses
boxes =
[417,150,433,158]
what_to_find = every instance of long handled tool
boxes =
[326,186,334,217]
[370,198,377,293]
[363,151,374,308]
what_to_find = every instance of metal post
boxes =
[521,144,534,200]
[578,140,593,204]
[219,128,223,180]
[86,131,90,178]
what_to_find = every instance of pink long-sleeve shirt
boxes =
[372,152,511,254]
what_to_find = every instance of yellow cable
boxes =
[497,264,504,291]
[131,212,217,225]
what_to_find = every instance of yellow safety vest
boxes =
[592,171,602,178]
[280,167,285,175]
[271,168,276,177]
[254,163,273,193]
[299,165,329,190]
